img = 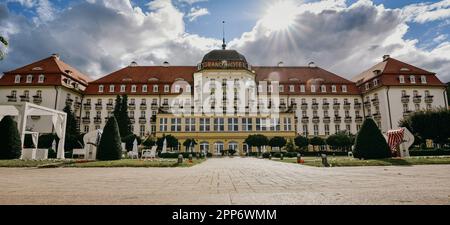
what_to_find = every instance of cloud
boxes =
[229,0,450,82]
[178,0,208,5]
[403,0,450,24]
[0,0,220,78]
[187,7,209,21]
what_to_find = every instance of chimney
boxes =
[163,61,170,67]
[383,55,390,61]
[129,61,138,67]
[308,62,317,68]
[51,53,60,60]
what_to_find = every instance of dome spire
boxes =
[222,21,226,50]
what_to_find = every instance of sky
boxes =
[1,0,450,82]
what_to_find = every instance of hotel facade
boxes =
[0,48,448,155]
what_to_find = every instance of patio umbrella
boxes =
[133,138,138,153]
[52,139,57,152]
[162,138,167,153]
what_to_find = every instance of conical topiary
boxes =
[0,116,22,159]
[353,118,391,159]
[96,116,122,161]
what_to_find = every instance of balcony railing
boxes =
[140,104,147,110]
[403,110,413,117]
[355,116,363,123]
[322,103,330,110]
[139,117,147,124]
[425,95,434,103]
[334,116,342,123]
[413,96,422,103]
[401,95,410,103]
[106,103,114,110]
[74,102,82,110]
[151,103,159,110]
[301,103,308,110]
[323,116,331,123]
[65,98,73,105]
[364,101,371,107]
[161,104,169,110]
[129,117,135,124]
[311,103,319,110]
[301,117,309,123]
[312,117,320,123]
[128,103,136,110]
[83,103,92,110]
[32,95,42,104]
[20,95,30,102]
[7,95,17,102]
[94,117,102,124]
[354,103,362,110]
[373,113,381,120]
[343,103,351,110]
[95,103,103,110]
[333,103,341,110]
[82,117,90,124]
[345,117,352,123]
[290,103,297,110]
[371,98,379,106]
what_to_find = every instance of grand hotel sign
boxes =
[200,60,249,70]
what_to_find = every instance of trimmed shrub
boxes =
[158,152,206,159]
[122,134,141,151]
[409,149,450,156]
[353,118,391,159]
[0,116,22,159]
[262,152,271,158]
[97,117,122,161]
[294,136,309,151]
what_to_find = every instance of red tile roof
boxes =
[0,55,92,86]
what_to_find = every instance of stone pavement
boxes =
[0,157,449,205]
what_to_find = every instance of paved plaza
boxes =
[0,158,449,205]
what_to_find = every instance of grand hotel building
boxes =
[0,48,448,154]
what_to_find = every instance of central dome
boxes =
[200,49,249,70]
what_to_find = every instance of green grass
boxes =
[0,159,205,168]
[272,156,450,167]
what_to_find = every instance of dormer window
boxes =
[142,85,148,93]
[15,75,21,83]
[410,75,416,84]
[38,75,45,83]
[373,79,378,87]
[120,85,126,92]
[399,75,405,84]
[342,85,347,93]
[164,85,170,93]
[310,85,316,93]
[279,85,284,92]
[186,85,192,93]
[300,85,305,93]
[131,85,137,93]
[365,83,370,90]
[289,85,295,92]
[174,85,180,93]
[153,85,159,93]
[421,75,427,84]
[98,85,104,93]
[321,85,326,93]
[331,85,337,93]
[26,75,33,83]
[109,85,115,92]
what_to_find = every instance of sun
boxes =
[261,1,298,31]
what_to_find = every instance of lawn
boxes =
[0,159,205,168]
[271,156,450,167]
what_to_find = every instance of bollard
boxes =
[280,153,284,161]
[297,153,301,164]
[189,154,193,163]
[178,154,183,164]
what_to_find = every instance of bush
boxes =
[409,149,450,156]
[122,134,141,151]
[353,118,391,159]
[228,149,237,156]
[262,152,271,158]
[158,152,206,159]
[97,117,122,161]
[0,116,22,159]
[294,136,309,150]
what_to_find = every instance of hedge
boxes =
[158,152,209,159]
[409,149,450,156]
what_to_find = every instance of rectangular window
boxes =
[421,76,427,84]
[332,85,337,93]
[214,118,224,131]
[410,76,416,84]
[38,75,44,83]
[131,85,137,93]
[284,118,291,131]
[279,85,284,92]
[109,85,115,92]
[373,79,378,86]
[300,85,305,93]
[164,85,170,93]
[140,125,146,137]
[228,118,239,131]
[256,118,262,131]
[271,118,280,131]
[200,118,210,132]
[346,124,351,132]
[185,118,196,132]
[321,85,326,93]
[98,85,104,93]
[171,118,181,132]
[15,75,21,83]
[84,126,89,133]
[303,125,308,136]
[120,85,126,92]
[242,118,253,131]
[365,83,370,90]
[289,85,295,92]
[313,125,319,136]
[399,76,405,84]
[324,124,330,136]
[342,85,347,93]
[159,118,168,132]
[335,124,340,133]
[26,75,33,83]
[142,85,148,93]
[153,85,159,93]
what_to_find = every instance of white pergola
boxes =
[0,102,67,159]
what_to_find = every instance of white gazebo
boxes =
[0,102,67,159]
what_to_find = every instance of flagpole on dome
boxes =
[222,20,227,50]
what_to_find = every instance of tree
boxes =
[326,131,353,151]
[0,36,8,60]
[183,139,197,152]
[142,136,156,148]
[309,136,325,152]
[96,117,122,161]
[294,135,309,151]
[353,118,391,159]
[285,138,296,152]
[400,109,450,146]
[113,95,131,138]
[0,116,22,159]
[63,105,81,150]
[156,134,179,151]
[268,136,287,152]
[244,134,269,155]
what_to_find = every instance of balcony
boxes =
[106,103,114,110]
[323,116,331,123]
[364,101,371,107]
[355,116,363,123]
[373,113,381,120]
[279,103,287,111]
[403,110,413,117]
[311,103,319,110]
[140,104,147,110]
[20,95,30,102]
[95,103,103,110]
[401,95,410,103]
[161,104,169,111]
[83,103,92,110]
[343,103,351,110]
[129,117,135,124]
[334,116,342,123]
[312,117,320,123]
[94,117,102,124]
[413,96,422,103]
[7,95,17,102]
[65,98,73,105]
[151,103,159,110]
[32,95,42,104]
[139,117,147,124]
[425,95,434,103]
[128,103,136,110]
[290,103,297,110]
[74,102,82,110]
[345,117,352,123]
[354,103,362,110]
[82,117,90,124]
[333,103,341,110]
[322,103,330,110]
[301,117,309,123]
[301,103,308,110]
[371,98,379,106]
